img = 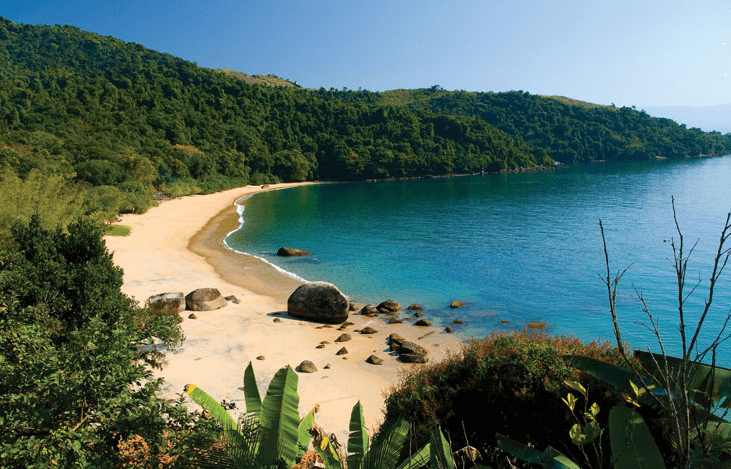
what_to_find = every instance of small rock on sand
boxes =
[297,360,317,373]
[367,355,383,365]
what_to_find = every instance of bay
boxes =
[226,156,731,363]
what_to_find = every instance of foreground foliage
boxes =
[380,330,631,467]
[184,363,462,469]
[0,215,218,467]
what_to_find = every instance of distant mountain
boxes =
[642,104,731,134]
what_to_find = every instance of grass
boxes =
[105,224,130,236]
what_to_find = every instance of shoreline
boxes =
[105,182,464,441]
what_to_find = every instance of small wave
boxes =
[222,197,309,283]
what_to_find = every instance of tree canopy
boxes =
[0,16,728,221]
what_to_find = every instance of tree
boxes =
[0,215,198,466]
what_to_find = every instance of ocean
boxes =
[225,156,731,363]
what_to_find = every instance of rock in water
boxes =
[277,247,311,257]
[185,288,228,311]
[287,282,349,324]
[450,300,466,308]
[147,292,186,314]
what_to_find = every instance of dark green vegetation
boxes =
[1,15,729,225]
[0,216,220,467]
[381,330,632,467]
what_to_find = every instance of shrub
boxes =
[380,329,629,467]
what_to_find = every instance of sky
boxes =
[2,0,731,108]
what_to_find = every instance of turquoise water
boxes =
[226,157,731,362]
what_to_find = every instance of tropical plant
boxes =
[497,402,666,469]
[184,362,316,468]
[592,201,731,467]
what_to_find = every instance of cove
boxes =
[226,156,731,363]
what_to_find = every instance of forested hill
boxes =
[0,16,729,219]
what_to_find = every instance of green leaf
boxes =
[184,384,237,432]
[363,417,409,469]
[570,421,601,446]
[543,447,582,469]
[348,401,369,469]
[635,350,731,402]
[497,434,580,469]
[258,365,301,467]
[429,426,454,469]
[314,433,343,469]
[564,380,587,397]
[608,406,666,469]
[496,434,542,464]
[562,392,578,412]
[297,406,317,461]
[244,361,261,416]
[565,355,637,390]
[395,443,430,469]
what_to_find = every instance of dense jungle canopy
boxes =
[0,16,729,220]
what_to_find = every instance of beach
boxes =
[104,182,464,443]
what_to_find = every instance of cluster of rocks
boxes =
[387,333,429,363]
[147,288,236,315]
[283,282,477,372]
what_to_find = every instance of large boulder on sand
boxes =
[185,288,228,311]
[147,292,186,314]
[287,281,349,324]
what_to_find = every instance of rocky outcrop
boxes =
[277,247,311,257]
[287,282,349,324]
[450,300,466,308]
[185,288,228,311]
[147,292,186,314]
[414,319,431,327]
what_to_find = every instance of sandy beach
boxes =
[105,182,463,443]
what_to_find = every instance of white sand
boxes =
[105,182,463,443]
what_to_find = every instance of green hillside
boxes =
[0,16,728,223]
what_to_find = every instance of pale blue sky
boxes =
[2,1,731,107]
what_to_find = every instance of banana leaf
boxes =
[348,401,369,469]
[564,355,637,389]
[297,406,317,461]
[184,383,237,432]
[314,433,343,469]
[183,383,248,449]
[429,426,454,469]
[634,350,731,401]
[395,443,430,469]
[496,434,580,469]
[258,365,301,468]
[608,406,666,469]
[244,361,262,416]
[362,417,409,469]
